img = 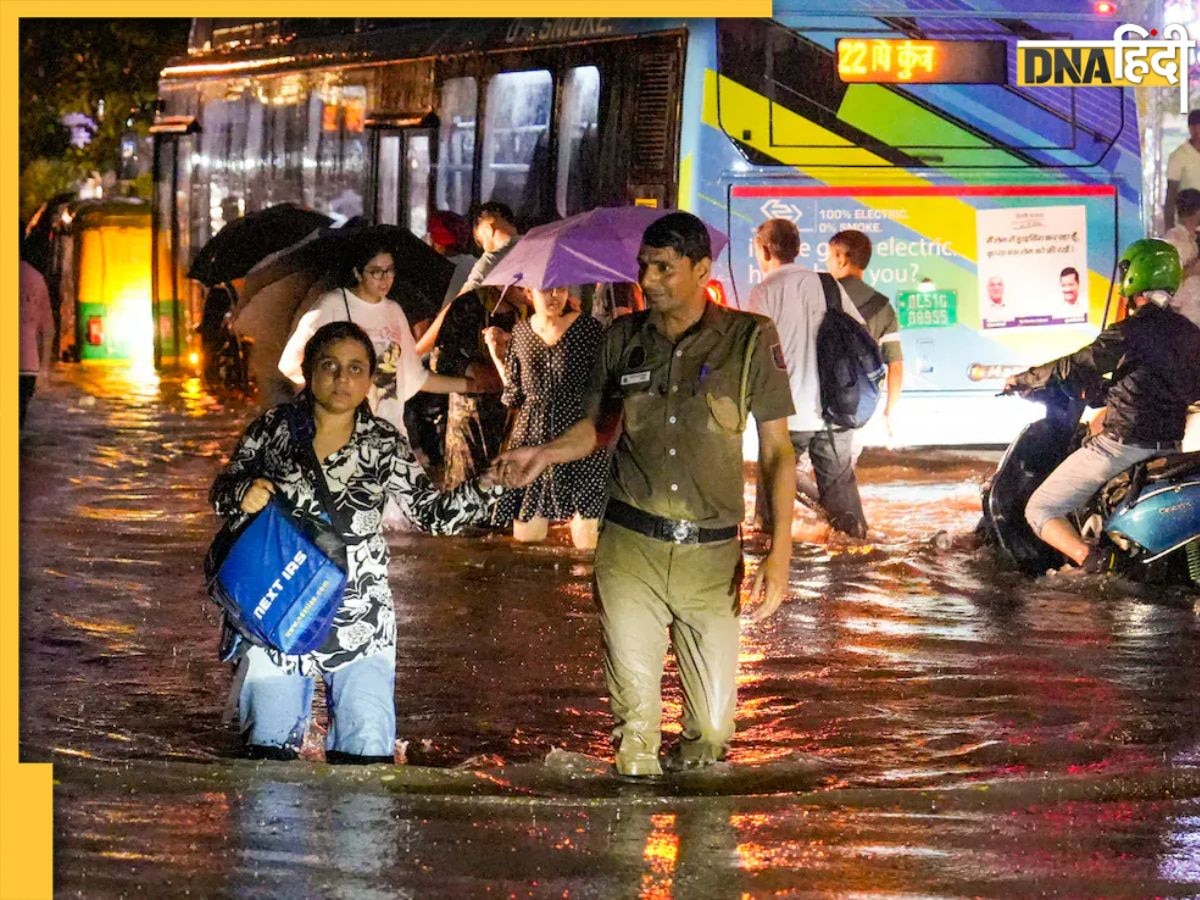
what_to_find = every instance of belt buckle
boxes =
[665,519,699,544]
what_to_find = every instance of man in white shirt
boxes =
[1166,109,1200,229]
[1162,188,1200,328]
[1162,188,1200,452]
[747,218,870,537]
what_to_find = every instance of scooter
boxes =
[979,383,1200,586]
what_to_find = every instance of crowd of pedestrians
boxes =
[24,163,1197,775]
[202,201,925,773]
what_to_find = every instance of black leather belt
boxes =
[1127,440,1179,451]
[604,498,738,545]
[1114,435,1180,451]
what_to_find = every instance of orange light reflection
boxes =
[639,813,679,900]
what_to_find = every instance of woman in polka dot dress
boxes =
[484,286,610,549]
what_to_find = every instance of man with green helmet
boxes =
[1004,239,1200,572]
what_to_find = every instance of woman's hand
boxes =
[477,465,502,492]
[482,326,510,359]
[494,446,549,488]
[240,478,276,514]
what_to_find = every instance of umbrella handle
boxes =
[488,280,518,324]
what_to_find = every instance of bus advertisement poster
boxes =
[729,185,1109,338]
[976,205,1089,330]
[732,187,964,305]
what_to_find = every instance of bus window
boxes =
[557,66,600,217]
[244,98,266,212]
[437,77,477,217]
[304,93,323,209]
[376,133,402,225]
[405,132,431,237]
[375,127,433,234]
[265,94,307,207]
[323,85,367,221]
[482,69,553,222]
[198,98,248,241]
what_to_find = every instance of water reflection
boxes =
[227,777,412,896]
[638,812,678,898]
[21,365,1200,894]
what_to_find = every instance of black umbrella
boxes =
[188,204,334,286]
[243,224,456,312]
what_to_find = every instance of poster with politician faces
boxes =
[976,205,1089,329]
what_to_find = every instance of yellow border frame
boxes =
[3,8,53,899]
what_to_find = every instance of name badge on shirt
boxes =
[620,370,652,387]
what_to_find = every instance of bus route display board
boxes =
[836,39,1008,84]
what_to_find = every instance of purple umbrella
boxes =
[482,207,729,291]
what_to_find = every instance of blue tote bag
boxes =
[205,499,347,656]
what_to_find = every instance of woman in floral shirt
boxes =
[211,321,502,763]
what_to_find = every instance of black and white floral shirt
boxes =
[210,400,495,675]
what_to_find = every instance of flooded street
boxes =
[19,365,1200,896]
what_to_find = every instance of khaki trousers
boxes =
[593,521,743,775]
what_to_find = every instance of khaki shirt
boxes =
[585,302,794,528]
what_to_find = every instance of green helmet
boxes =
[1118,238,1181,298]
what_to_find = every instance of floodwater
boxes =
[19,365,1200,897]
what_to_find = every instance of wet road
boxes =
[19,366,1200,896]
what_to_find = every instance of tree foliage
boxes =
[19,19,190,213]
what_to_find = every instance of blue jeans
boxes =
[1025,431,1166,535]
[236,646,396,759]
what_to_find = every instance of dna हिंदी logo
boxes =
[1017,23,1195,113]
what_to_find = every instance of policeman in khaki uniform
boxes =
[500,212,796,777]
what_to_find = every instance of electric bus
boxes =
[153,5,1140,442]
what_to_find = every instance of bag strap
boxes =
[341,287,353,322]
[817,272,842,314]
[858,290,891,323]
[817,273,847,435]
[298,442,354,539]
[737,320,761,433]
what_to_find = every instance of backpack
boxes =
[815,272,886,429]
[855,289,893,341]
